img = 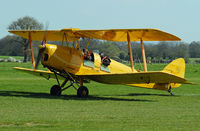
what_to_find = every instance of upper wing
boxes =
[76,28,181,41]
[9,28,181,42]
[9,28,80,42]
[80,71,187,84]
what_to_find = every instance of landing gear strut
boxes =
[49,69,89,97]
[168,86,174,96]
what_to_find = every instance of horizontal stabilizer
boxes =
[183,81,196,84]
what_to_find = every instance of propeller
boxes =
[35,44,45,69]
[35,23,49,69]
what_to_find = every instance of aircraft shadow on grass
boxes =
[0,91,154,102]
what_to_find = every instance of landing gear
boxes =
[77,86,89,97]
[49,69,89,97]
[50,85,61,96]
[168,86,174,96]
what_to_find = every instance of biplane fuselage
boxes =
[41,43,184,91]
[42,44,133,78]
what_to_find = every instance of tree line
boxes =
[0,16,200,63]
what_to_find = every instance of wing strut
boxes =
[84,38,91,55]
[127,32,134,71]
[73,41,75,47]
[62,32,69,46]
[85,38,91,50]
[140,39,147,72]
[28,32,35,69]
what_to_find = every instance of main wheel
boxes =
[77,86,89,97]
[50,85,61,96]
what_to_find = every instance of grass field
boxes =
[0,56,23,61]
[0,61,200,130]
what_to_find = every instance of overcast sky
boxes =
[1,0,200,43]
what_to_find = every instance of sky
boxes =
[1,0,200,43]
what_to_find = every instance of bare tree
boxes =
[8,16,43,62]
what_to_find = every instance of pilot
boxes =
[102,56,111,66]
[100,53,111,66]
[87,51,93,61]
[83,49,88,59]
[83,49,93,61]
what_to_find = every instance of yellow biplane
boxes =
[9,28,189,97]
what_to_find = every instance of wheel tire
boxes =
[77,86,89,97]
[50,85,61,96]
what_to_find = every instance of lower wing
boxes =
[80,71,188,84]
[14,67,191,85]
[13,67,55,80]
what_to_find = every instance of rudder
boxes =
[162,58,185,88]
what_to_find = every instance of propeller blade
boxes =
[35,45,45,69]
[35,22,49,69]
[41,22,49,45]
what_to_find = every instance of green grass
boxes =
[0,56,23,60]
[0,62,200,130]
[189,58,200,63]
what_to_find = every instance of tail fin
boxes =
[163,58,185,78]
[162,58,185,88]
